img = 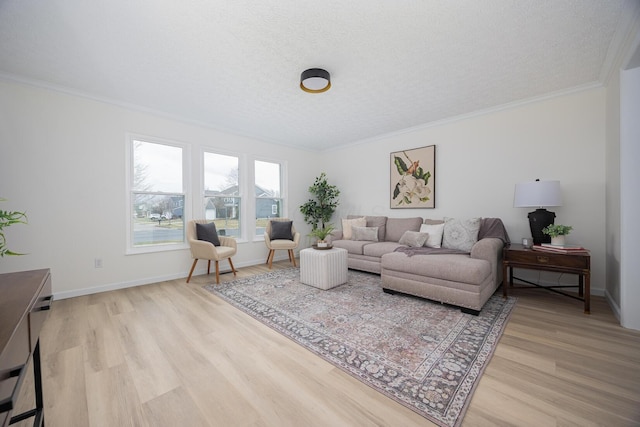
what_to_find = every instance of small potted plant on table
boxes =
[309,224,335,248]
[542,224,572,246]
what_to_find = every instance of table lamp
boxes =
[514,179,562,245]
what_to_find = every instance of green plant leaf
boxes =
[393,183,401,199]
[394,156,408,175]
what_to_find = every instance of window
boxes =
[204,151,241,238]
[128,138,186,252]
[255,160,283,237]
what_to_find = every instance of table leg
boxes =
[502,263,509,298]
[578,275,584,297]
[584,273,591,314]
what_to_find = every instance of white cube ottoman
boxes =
[300,247,348,290]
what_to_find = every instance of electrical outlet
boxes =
[94,258,103,268]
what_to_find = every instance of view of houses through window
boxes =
[255,160,283,236]
[129,138,285,251]
[204,151,241,238]
[130,140,186,248]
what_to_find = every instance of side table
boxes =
[502,244,591,314]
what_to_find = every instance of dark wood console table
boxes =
[0,269,52,427]
[502,244,591,314]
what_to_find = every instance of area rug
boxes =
[205,268,515,427]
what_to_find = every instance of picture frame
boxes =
[390,145,435,209]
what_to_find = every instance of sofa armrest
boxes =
[471,237,502,260]
[470,238,504,286]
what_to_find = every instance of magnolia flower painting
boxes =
[390,145,435,208]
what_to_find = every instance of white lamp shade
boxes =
[513,180,562,208]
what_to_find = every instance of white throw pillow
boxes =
[442,217,481,252]
[420,223,445,248]
[342,217,366,240]
[351,226,379,242]
[399,230,429,248]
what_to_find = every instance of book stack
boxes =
[531,244,589,254]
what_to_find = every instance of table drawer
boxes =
[506,251,589,269]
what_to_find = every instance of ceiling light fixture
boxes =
[300,68,331,93]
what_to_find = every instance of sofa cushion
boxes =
[352,226,379,241]
[424,218,445,225]
[385,217,423,242]
[341,217,366,240]
[363,242,405,258]
[332,239,371,255]
[381,252,491,285]
[399,230,429,247]
[442,217,481,252]
[420,223,445,248]
[348,215,387,241]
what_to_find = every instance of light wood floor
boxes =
[13,261,640,426]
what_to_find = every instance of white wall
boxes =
[620,64,640,330]
[605,55,622,309]
[323,88,608,294]
[0,81,317,297]
[0,80,610,299]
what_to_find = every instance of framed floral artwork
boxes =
[390,145,435,209]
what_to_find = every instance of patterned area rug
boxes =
[206,268,515,427]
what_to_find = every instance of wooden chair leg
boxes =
[290,250,297,267]
[268,249,275,269]
[228,258,237,277]
[215,260,220,284]
[207,260,211,275]
[186,259,198,283]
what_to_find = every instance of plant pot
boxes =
[316,240,328,248]
[551,235,566,246]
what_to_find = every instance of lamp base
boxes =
[528,208,556,245]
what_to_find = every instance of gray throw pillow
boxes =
[196,222,221,246]
[270,220,294,240]
[351,226,379,242]
[399,230,429,248]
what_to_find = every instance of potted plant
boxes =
[308,224,335,248]
[0,198,27,257]
[300,173,340,246]
[542,224,572,246]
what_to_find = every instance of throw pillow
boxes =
[342,217,366,240]
[270,220,294,240]
[398,230,429,248]
[442,217,481,252]
[196,222,221,246]
[420,223,445,248]
[351,226,379,242]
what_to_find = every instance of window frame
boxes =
[253,157,287,241]
[202,148,244,241]
[125,134,190,255]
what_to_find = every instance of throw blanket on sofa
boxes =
[478,217,510,244]
[394,218,510,257]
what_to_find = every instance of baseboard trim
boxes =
[53,256,290,300]
[605,289,622,322]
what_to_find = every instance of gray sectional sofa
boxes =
[328,215,509,314]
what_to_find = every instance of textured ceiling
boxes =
[0,0,636,151]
